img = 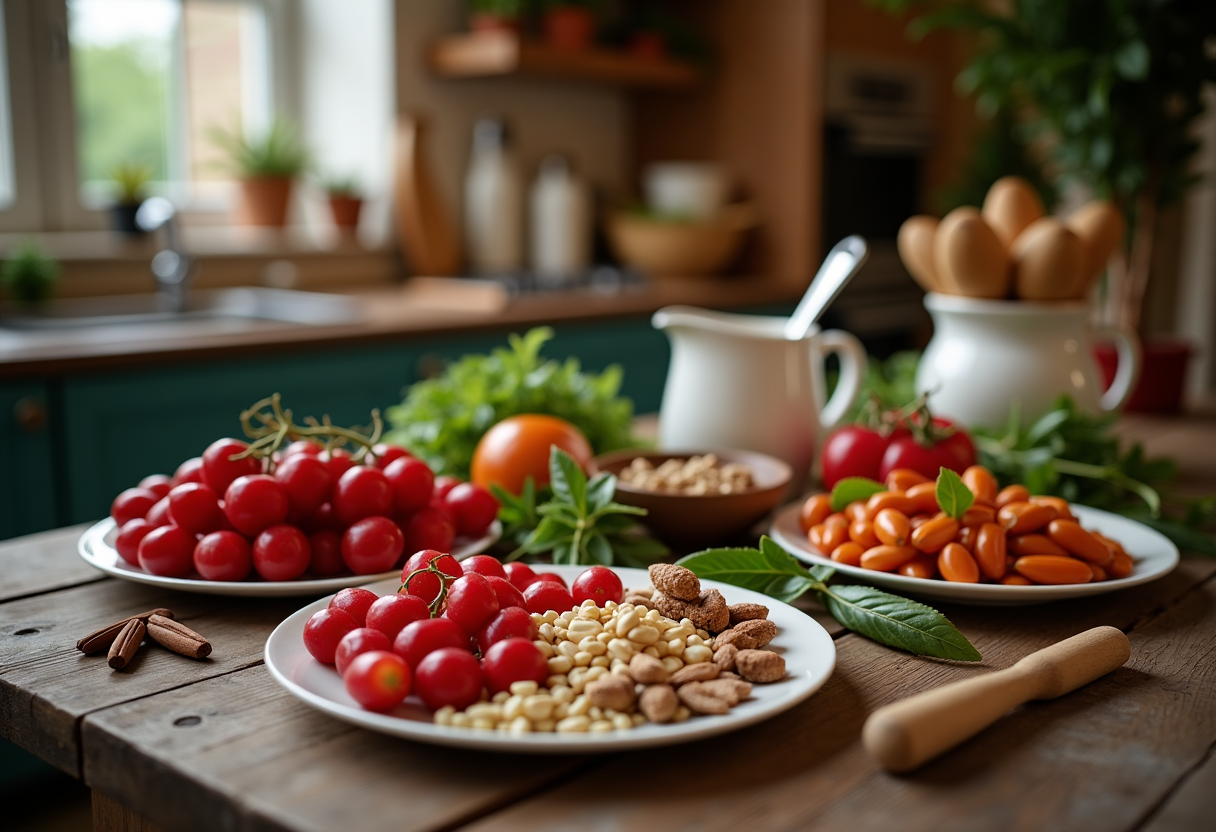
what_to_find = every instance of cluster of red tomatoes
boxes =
[108,438,499,582]
[820,410,976,489]
[302,553,623,712]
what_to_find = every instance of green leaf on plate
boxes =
[936,467,975,519]
[677,537,823,603]
[818,584,982,661]
[830,477,887,512]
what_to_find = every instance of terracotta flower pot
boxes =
[469,13,519,34]
[1096,337,1194,414]
[328,195,363,233]
[543,7,595,51]
[237,176,294,227]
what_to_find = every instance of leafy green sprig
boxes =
[678,538,981,662]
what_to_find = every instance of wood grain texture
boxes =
[457,560,1216,832]
[1139,742,1216,832]
[0,578,301,776]
[93,789,168,832]
[0,524,103,602]
[83,668,590,832]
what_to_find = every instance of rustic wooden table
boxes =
[3,414,1214,832]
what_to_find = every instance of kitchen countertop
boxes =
[1,414,1213,832]
[0,275,801,379]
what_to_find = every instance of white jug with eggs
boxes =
[899,177,1142,428]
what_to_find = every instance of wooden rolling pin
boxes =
[864,626,1131,773]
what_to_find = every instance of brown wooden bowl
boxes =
[590,448,792,548]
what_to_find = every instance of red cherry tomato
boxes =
[168,482,225,535]
[303,607,359,664]
[308,530,346,577]
[303,502,339,534]
[503,561,539,592]
[431,476,461,502]
[320,448,355,482]
[392,617,469,668]
[523,580,576,615]
[384,457,435,514]
[571,566,623,606]
[443,573,500,635]
[193,530,252,582]
[400,549,464,603]
[476,606,538,653]
[400,506,455,556]
[111,487,160,527]
[878,422,976,482]
[138,524,196,577]
[444,483,500,538]
[821,426,902,488]
[281,439,323,458]
[333,466,393,527]
[173,457,205,486]
[341,516,405,575]
[138,474,173,499]
[485,575,527,610]
[461,554,507,580]
[534,571,567,588]
[334,627,392,677]
[481,637,548,693]
[274,454,332,515]
[145,496,172,529]
[344,650,411,711]
[224,475,289,537]
[115,519,154,565]
[365,593,430,641]
[202,438,261,494]
[413,647,482,710]
[370,443,412,470]
[252,524,311,582]
[329,587,378,627]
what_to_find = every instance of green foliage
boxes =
[935,467,975,519]
[830,477,887,512]
[384,327,636,478]
[321,175,361,198]
[110,161,154,204]
[679,537,981,661]
[210,118,310,179]
[1,240,60,307]
[469,0,526,16]
[843,351,921,422]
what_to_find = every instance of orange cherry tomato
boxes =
[961,465,998,505]
[799,494,833,533]
[845,501,870,523]
[998,501,1057,534]
[1046,519,1112,565]
[809,516,849,554]
[956,525,978,550]
[873,508,911,547]
[1108,549,1134,579]
[886,468,930,492]
[974,522,1007,581]
[1029,495,1075,521]
[905,482,939,515]
[471,415,593,496]
[960,504,996,527]
[898,554,938,579]
[1014,555,1093,584]
[1001,574,1033,586]
[860,544,918,572]
[865,491,915,520]
[910,516,960,553]
[830,541,865,566]
[1009,534,1070,558]
[848,519,880,549]
[1092,531,1127,558]
[938,542,980,583]
[995,484,1031,508]
[1088,563,1108,582]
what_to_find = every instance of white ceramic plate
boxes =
[264,565,836,753]
[769,502,1179,606]
[77,517,501,597]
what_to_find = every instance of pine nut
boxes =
[548,656,573,674]
[573,651,593,667]
[590,720,614,733]
[556,716,591,733]
[628,625,661,645]
[683,645,714,663]
[522,695,556,721]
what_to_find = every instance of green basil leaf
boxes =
[830,477,887,512]
[678,540,823,603]
[586,471,616,513]
[552,539,577,565]
[583,532,613,565]
[936,467,975,519]
[820,584,981,661]
[536,502,580,526]
[549,447,587,513]
[809,564,836,583]
[520,516,571,553]
[595,501,648,518]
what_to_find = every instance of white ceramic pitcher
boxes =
[916,293,1142,429]
[652,306,867,487]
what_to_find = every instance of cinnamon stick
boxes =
[146,614,212,660]
[77,608,176,654]
[107,618,146,670]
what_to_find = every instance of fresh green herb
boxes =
[829,477,887,512]
[492,477,544,548]
[841,351,922,422]
[679,538,981,662]
[110,160,153,204]
[210,117,310,179]
[1,239,60,307]
[507,448,668,567]
[384,327,636,478]
[935,468,975,519]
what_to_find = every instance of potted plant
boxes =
[543,0,597,52]
[323,176,363,234]
[1,239,60,308]
[210,118,310,228]
[879,0,1216,412]
[109,161,153,235]
[468,0,524,34]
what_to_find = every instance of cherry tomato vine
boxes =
[229,393,384,472]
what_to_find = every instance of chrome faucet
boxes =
[135,197,195,314]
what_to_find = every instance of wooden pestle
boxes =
[863,626,1131,773]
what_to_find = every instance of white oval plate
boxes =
[769,502,1179,606]
[264,565,836,753]
[77,517,501,597]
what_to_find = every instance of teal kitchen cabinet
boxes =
[0,381,59,538]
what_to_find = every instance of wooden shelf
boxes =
[427,32,701,90]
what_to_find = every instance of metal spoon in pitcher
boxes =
[784,235,869,341]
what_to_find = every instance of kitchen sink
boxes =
[0,287,364,330]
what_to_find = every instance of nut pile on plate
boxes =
[618,455,754,496]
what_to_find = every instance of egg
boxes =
[1066,200,1125,295]
[1012,217,1086,300]
[934,207,1010,299]
[897,215,942,293]
[982,176,1045,250]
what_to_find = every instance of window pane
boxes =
[0,0,16,208]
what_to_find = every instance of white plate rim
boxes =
[769,502,1179,605]
[77,517,501,597]
[263,565,837,753]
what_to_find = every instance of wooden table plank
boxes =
[0,579,304,776]
[82,668,592,832]
[1139,744,1216,832]
[455,559,1216,832]
[0,523,105,602]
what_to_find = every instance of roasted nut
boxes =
[676,682,730,715]
[728,603,769,626]
[698,589,730,633]
[585,676,636,712]
[649,564,701,601]
[639,684,680,723]
[620,454,754,495]
[735,649,786,683]
[653,589,729,633]
[714,629,758,651]
[669,661,720,686]
[624,595,653,610]
[732,619,778,648]
[713,643,739,672]
[628,652,668,684]
[699,677,753,706]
